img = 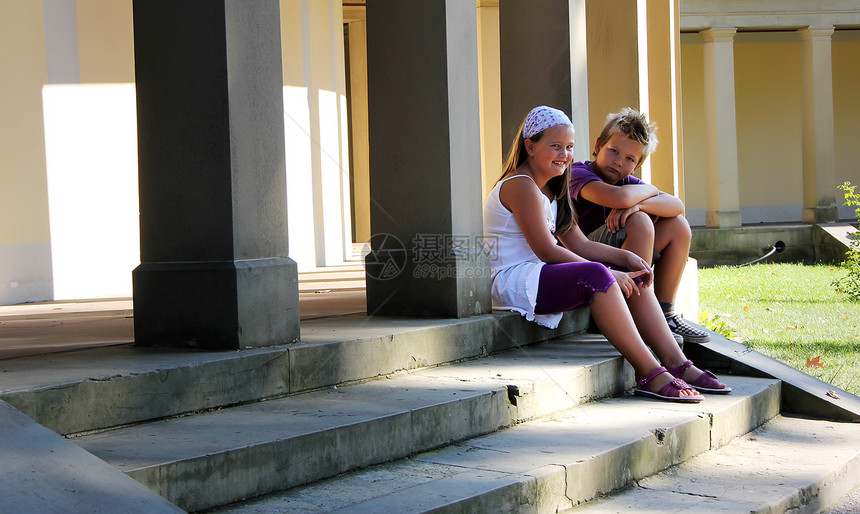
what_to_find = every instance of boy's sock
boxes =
[662,301,711,343]
[659,302,675,320]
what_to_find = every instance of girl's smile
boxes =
[525,124,575,179]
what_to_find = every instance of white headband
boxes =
[522,106,572,140]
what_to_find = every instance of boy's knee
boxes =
[626,211,655,237]
[657,214,691,236]
[670,214,692,241]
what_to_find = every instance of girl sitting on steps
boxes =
[483,106,730,402]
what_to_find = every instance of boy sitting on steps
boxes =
[569,107,709,344]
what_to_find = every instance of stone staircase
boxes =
[2,307,859,512]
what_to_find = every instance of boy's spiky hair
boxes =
[594,107,658,166]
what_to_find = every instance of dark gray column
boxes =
[499,1,575,149]
[132,0,299,349]
[365,1,490,318]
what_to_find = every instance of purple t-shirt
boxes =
[569,161,644,236]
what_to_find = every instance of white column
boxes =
[799,25,838,224]
[701,27,741,228]
[569,0,590,164]
[280,0,352,269]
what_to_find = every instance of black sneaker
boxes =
[666,314,711,344]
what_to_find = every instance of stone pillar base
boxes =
[133,257,300,350]
[803,206,839,224]
[706,210,742,229]
[366,248,490,318]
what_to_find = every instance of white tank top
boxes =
[483,175,557,276]
[482,175,562,329]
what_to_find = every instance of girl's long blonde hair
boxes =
[498,117,576,235]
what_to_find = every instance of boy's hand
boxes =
[606,205,641,232]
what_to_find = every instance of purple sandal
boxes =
[634,366,703,403]
[667,360,732,394]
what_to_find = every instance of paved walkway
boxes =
[0,264,367,360]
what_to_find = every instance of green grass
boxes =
[698,263,860,396]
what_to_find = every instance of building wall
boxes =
[4,1,858,305]
[0,0,357,305]
[833,30,860,206]
[681,29,860,226]
[76,0,135,83]
[679,1,860,226]
[0,2,53,304]
[42,0,139,300]
[280,0,352,269]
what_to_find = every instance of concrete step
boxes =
[0,310,588,436]
[206,375,780,513]
[0,400,182,513]
[72,337,632,512]
[566,414,860,513]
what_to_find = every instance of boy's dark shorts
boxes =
[587,224,661,263]
[587,224,626,247]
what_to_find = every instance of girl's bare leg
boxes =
[624,285,710,384]
[590,284,698,397]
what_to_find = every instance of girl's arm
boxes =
[499,177,587,264]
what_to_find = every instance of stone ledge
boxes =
[0,309,591,435]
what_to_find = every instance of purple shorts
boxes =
[534,262,617,315]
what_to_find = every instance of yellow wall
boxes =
[76,0,135,83]
[679,33,706,215]
[733,32,803,213]
[1,2,51,245]
[477,0,501,198]
[682,29,860,224]
[833,30,860,204]
[0,2,54,302]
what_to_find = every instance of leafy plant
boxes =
[831,181,860,301]
[698,311,738,340]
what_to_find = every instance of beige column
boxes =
[346,17,370,243]
[645,0,684,200]
[799,26,839,224]
[477,0,501,197]
[586,0,642,148]
[701,27,741,228]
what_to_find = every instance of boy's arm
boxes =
[580,180,684,217]
[635,190,685,217]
